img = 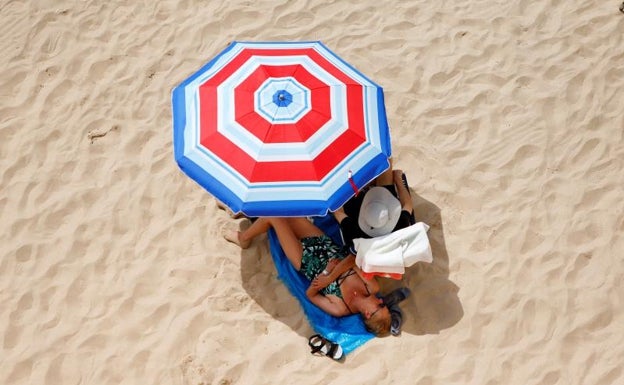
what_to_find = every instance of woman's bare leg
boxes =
[270,217,323,271]
[266,218,304,269]
[283,217,324,239]
[224,217,324,270]
[224,217,271,249]
[268,218,324,270]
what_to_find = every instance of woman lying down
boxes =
[224,216,391,337]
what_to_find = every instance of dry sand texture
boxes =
[1,1,623,384]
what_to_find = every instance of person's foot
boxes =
[224,229,251,249]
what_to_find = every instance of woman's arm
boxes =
[332,206,348,224]
[311,254,355,290]
[305,254,356,316]
[393,170,413,214]
[326,254,355,282]
[306,282,348,317]
[306,292,347,317]
[336,212,367,253]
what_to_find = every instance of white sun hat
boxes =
[358,186,402,237]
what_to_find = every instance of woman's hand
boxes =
[312,274,332,290]
[326,258,339,273]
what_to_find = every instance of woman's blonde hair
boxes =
[363,310,391,336]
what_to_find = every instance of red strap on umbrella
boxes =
[348,170,359,196]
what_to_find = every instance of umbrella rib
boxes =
[173,41,390,217]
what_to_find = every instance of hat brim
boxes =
[358,187,402,237]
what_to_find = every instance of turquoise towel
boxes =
[267,215,374,355]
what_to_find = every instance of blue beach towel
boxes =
[267,215,374,355]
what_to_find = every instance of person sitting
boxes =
[224,217,391,336]
[334,163,416,336]
[334,165,415,254]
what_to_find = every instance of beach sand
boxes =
[1,1,623,384]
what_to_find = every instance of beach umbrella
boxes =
[172,41,391,217]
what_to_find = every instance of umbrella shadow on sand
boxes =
[237,223,312,339]
[236,191,463,338]
[379,191,463,336]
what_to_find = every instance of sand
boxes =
[1,1,623,384]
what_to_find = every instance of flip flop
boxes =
[308,334,343,361]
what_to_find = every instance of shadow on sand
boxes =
[237,191,463,338]
[380,191,463,336]
[237,223,312,339]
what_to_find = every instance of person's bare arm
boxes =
[305,254,356,316]
[332,206,348,224]
[311,254,355,290]
[393,170,413,213]
[326,254,355,281]
[305,289,348,316]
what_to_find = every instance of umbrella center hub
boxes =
[272,89,293,107]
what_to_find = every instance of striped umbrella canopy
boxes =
[172,41,391,217]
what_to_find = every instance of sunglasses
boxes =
[369,301,387,318]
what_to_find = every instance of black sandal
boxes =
[308,334,343,360]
